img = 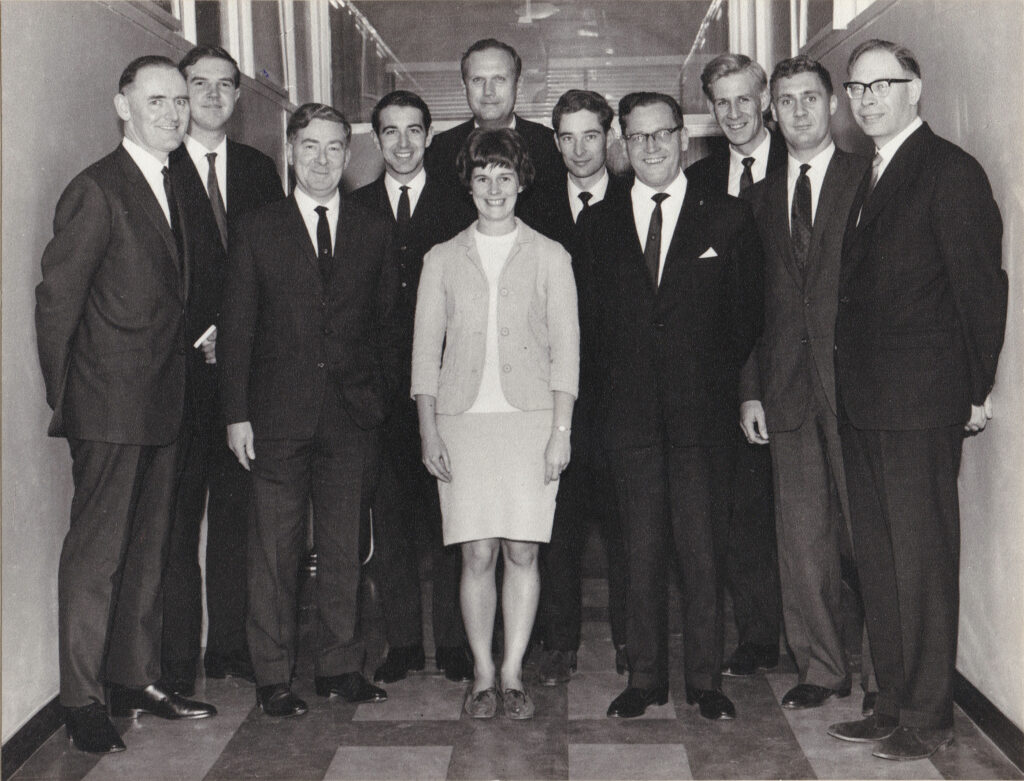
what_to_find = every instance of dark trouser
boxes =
[605,441,733,691]
[727,436,781,649]
[839,419,963,729]
[59,438,179,706]
[247,395,381,686]
[771,379,857,690]
[368,397,465,651]
[539,448,627,652]
[162,387,252,673]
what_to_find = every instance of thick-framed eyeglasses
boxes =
[625,126,682,147]
[843,78,913,100]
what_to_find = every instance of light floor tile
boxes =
[569,743,692,780]
[323,745,453,780]
[569,672,675,721]
[83,678,254,780]
[352,674,464,721]
[766,672,944,780]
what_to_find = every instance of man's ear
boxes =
[907,77,922,107]
[114,92,131,122]
[425,125,435,148]
[758,88,771,114]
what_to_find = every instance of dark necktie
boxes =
[791,163,812,268]
[866,151,884,198]
[162,166,184,259]
[396,184,411,247]
[643,193,670,288]
[739,156,755,193]
[206,152,228,250]
[578,190,592,213]
[315,205,332,282]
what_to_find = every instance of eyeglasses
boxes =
[842,78,913,100]
[624,126,682,147]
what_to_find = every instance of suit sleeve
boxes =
[374,227,405,405]
[410,247,447,399]
[254,155,285,208]
[34,174,111,410]
[218,217,259,424]
[930,153,1007,404]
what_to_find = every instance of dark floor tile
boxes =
[929,709,1024,779]
[447,719,567,780]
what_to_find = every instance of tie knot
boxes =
[400,185,409,194]
[162,166,170,178]
[315,205,328,216]
[651,193,669,205]
[872,151,883,169]
[799,163,811,176]
[742,156,755,170]
[579,191,593,206]
[206,152,217,163]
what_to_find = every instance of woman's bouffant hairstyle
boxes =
[456,128,535,190]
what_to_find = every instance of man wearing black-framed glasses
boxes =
[830,39,1007,761]
[575,91,764,721]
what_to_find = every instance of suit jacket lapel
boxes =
[658,185,710,296]
[858,123,930,229]
[765,169,803,288]
[116,146,181,273]
[283,194,319,277]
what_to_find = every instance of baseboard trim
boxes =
[954,671,1024,772]
[1,696,62,780]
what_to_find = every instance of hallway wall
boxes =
[1,0,291,741]
[806,0,1024,731]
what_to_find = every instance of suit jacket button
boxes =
[800,337,809,345]
[317,362,325,368]
[839,296,850,304]
[502,364,512,373]
[652,320,665,330]
[500,327,509,336]
[500,288,509,296]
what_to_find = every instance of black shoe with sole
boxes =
[65,702,126,754]
[256,684,308,718]
[872,726,954,761]
[721,642,779,677]
[373,645,426,683]
[606,685,669,718]
[436,645,474,683]
[315,672,387,703]
[827,713,899,743]
[108,683,216,720]
[686,688,736,720]
[781,682,851,709]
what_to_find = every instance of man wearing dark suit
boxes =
[219,103,404,718]
[348,90,476,685]
[424,38,565,207]
[683,53,784,679]
[35,55,215,755]
[739,56,872,712]
[518,89,630,687]
[828,40,1006,761]
[162,45,284,697]
[577,92,763,720]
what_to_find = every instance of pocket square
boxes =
[698,247,718,258]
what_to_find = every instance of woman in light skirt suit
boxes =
[411,129,579,720]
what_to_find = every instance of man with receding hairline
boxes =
[829,39,1006,761]
[36,54,216,755]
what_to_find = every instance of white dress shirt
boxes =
[121,136,172,226]
[184,133,228,210]
[786,141,835,228]
[567,170,610,223]
[384,168,426,219]
[873,116,923,182]
[293,187,340,254]
[727,129,773,196]
[631,169,688,285]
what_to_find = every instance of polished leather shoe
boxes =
[781,683,851,709]
[606,685,669,718]
[827,713,899,743]
[721,642,779,677]
[65,702,126,754]
[109,683,216,720]
[615,645,629,676]
[436,645,474,683]
[538,649,577,686]
[315,672,387,703]
[686,688,736,720]
[862,690,878,716]
[872,725,954,761]
[204,650,256,683]
[161,660,196,697]
[373,645,426,683]
[256,684,307,718]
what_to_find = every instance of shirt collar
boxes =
[293,185,340,216]
[729,128,771,167]
[122,136,169,175]
[875,116,923,167]
[185,133,227,166]
[632,168,687,204]
[384,167,426,203]
[787,141,835,180]
[567,170,609,202]
[474,115,517,131]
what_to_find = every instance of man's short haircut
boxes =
[552,89,614,134]
[847,38,921,78]
[617,92,684,135]
[118,55,178,92]
[770,55,833,97]
[456,128,535,190]
[178,45,241,88]
[460,38,522,83]
[700,53,768,100]
[370,90,432,135]
[286,103,352,144]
